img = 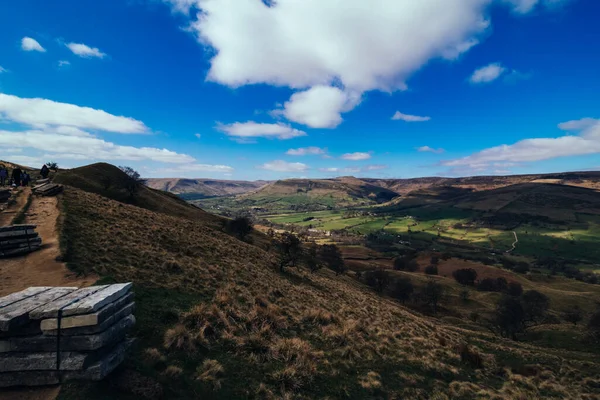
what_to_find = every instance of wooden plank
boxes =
[61,283,133,317]
[0,287,77,331]
[0,350,94,372]
[0,230,37,239]
[0,237,42,247]
[44,302,135,336]
[0,314,135,352]
[0,287,52,309]
[0,238,42,251]
[1,245,41,258]
[64,338,134,382]
[30,286,108,320]
[41,292,134,331]
[0,339,135,387]
[0,371,60,387]
[0,225,37,233]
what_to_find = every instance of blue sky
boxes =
[0,0,599,180]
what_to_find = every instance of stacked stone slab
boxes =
[32,183,63,197]
[0,225,41,258]
[0,190,9,203]
[0,283,135,387]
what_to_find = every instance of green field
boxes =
[262,207,600,265]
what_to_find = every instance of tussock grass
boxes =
[56,183,600,399]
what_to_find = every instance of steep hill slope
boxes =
[146,178,270,199]
[54,163,223,227]
[55,175,600,398]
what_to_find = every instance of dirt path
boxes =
[0,194,98,400]
[0,195,98,296]
[505,231,519,253]
[0,187,29,227]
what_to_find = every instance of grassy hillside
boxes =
[146,178,270,200]
[54,163,223,227]
[197,177,399,215]
[53,171,600,398]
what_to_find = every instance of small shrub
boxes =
[453,268,477,286]
[196,359,225,390]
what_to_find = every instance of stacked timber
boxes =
[35,178,50,185]
[32,183,63,197]
[0,190,9,203]
[0,225,41,258]
[0,283,135,387]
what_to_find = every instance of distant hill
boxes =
[222,176,400,213]
[54,163,223,227]
[145,178,270,199]
[365,170,600,196]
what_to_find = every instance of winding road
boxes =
[506,231,519,253]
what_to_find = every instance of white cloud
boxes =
[258,160,308,172]
[21,37,46,52]
[217,121,306,140]
[558,118,599,131]
[0,129,195,164]
[441,118,600,171]
[4,148,22,153]
[503,0,570,14]
[195,133,201,138]
[0,66,8,73]
[277,86,361,128]
[0,93,148,134]
[5,155,44,167]
[417,146,445,154]
[153,163,234,175]
[58,60,70,67]
[341,152,371,161]
[286,147,327,156]
[318,167,339,173]
[392,111,431,122]
[469,63,506,84]
[363,164,388,171]
[66,43,107,59]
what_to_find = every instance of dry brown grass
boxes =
[57,184,600,399]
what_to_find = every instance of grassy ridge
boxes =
[55,184,600,398]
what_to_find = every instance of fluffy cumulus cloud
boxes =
[341,152,371,161]
[166,0,499,127]
[469,63,506,84]
[66,43,107,58]
[0,93,148,134]
[258,160,308,172]
[276,86,361,129]
[0,92,200,166]
[441,117,600,173]
[392,111,431,122]
[286,147,327,156]
[217,121,306,140]
[21,37,46,52]
[0,129,195,164]
[417,146,445,154]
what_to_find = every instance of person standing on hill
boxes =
[11,167,22,186]
[40,164,49,179]
[0,166,7,186]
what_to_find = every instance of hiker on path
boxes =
[21,172,31,187]
[40,164,49,179]
[11,168,22,186]
[0,167,7,186]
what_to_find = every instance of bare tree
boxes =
[119,166,147,198]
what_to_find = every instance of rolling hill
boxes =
[49,162,600,399]
[145,178,270,199]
